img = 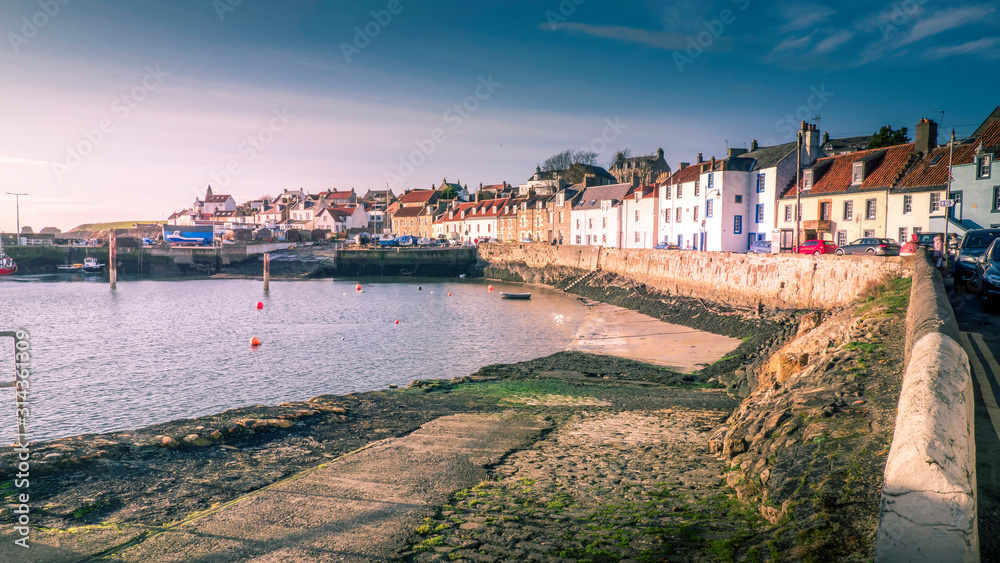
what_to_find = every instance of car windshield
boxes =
[964,233,1000,249]
[993,243,1000,261]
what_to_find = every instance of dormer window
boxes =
[803,169,813,190]
[979,155,992,179]
[851,162,864,184]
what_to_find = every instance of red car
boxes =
[793,239,839,255]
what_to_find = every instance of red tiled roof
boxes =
[979,119,1000,150]
[787,143,916,197]
[392,206,424,218]
[398,190,437,204]
[896,142,977,190]
[323,190,354,199]
[662,163,709,186]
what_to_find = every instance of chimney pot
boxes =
[915,118,938,155]
[750,139,758,151]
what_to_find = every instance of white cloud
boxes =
[905,5,996,45]
[545,22,692,50]
[779,4,836,33]
[809,30,856,55]
[768,34,815,59]
[923,37,999,60]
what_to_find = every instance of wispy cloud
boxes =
[809,29,855,55]
[778,3,836,33]
[545,22,692,50]
[0,156,59,167]
[767,33,815,59]
[905,5,996,45]
[923,37,1000,60]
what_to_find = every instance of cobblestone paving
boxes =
[398,406,766,562]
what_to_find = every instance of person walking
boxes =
[933,234,944,269]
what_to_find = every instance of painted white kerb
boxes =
[875,331,978,563]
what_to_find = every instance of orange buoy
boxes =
[250,337,261,347]
[394,320,400,324]
[356,284,362,291]
[255,301,263,309]
[448,292,452,296]
[488,285,494,291]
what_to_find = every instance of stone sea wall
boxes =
[478,243,906,310]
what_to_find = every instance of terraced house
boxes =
[571,183,633,246]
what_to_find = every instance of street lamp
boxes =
[6,192,27,245]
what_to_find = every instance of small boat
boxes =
[57,257,105,273]
[0,239,16,276]
[500,292,531,300]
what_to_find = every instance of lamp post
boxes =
[6,192,27,245]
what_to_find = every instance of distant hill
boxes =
[67,221,166,232]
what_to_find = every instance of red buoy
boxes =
[356,284,362,291]
[394,320,400,324]
[488,285,494,291]
[250,337,261,347]
[447,292,452,296]
[255,302,263,309]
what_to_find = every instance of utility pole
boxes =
[944,128,955,265]
[6,192,27,245]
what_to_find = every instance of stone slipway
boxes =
[570,302,743,372]
[8,413,550,563]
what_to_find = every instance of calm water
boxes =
[0,277,587,443]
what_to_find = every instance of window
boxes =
[864,229,875,238]
[558,212,563,223]
[693,206,699,221]
[576,219,580,229]
[676,208,683,223]
[707,174,714,189]
[899,227,907,243]
[844,201,853,220]
[903,194,912,214]
[837,230,847,246]
[635,210,640,222]
[820,202,830,221]
[575,235,581,244]
[980,155,992,179]
[602,217,607,228]
[994,186,1000,211]
[865,199,876,220]
[949,191,962,219]
[665,187,672,199]
[588,218,593,229]
[930,192,941,213]
[735,195,743,204]
[602,234,607,244]
[756,173,766,193]
[852,162,864,184]
[913,226,922,234]
[734,215,743,234]
[676,185,683,198]
[694,181,700,196]
[803,169,813,190]
[677,234,683,247]
[756,204,764,223]
[706,199,714,218]
[634,231,640,243]
[785,205,793,222]
[665,209,671,223]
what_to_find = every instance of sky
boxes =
[1,0,999,232]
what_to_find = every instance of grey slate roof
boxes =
[574,183,633,210]
[739,142,797,171]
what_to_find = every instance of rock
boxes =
[267,419,295,428]
[209,430,223,440]
[154,435,179,448]
[760,505,785,525]
[459,522,486,531]
[183,434,213,447]
[723,429,748,458]
[43,452,62,460]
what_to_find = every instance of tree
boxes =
[867,125,910,149]
[542,149,598,172]
[439,185,458,200]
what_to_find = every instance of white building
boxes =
[621,186,659,248]
[570,183,632,247]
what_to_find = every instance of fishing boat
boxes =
[0,239,15,276]
[500,292,531,300]
[57,256,105,273]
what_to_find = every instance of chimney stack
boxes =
[656,147,664,160]
[750,139,758,151]
[697,153,703,163]
[584,173,595,187]
[801,122,821,167]
[915,118,938,155]
[678,162,689,171]
[822,131,830,144]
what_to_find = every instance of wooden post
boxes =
[109,232,117,289]
[263,253,270,292]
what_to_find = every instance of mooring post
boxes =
[109,232,117,289]
[263,252,270,292]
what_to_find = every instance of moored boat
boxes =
[0,240,15,276]
[500,292,531,300]
[57,256,105,273]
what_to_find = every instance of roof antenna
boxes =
[932,110,945,144]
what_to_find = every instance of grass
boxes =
[857,275,911,316]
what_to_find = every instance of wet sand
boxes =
[570,302,743,372]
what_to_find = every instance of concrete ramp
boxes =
[14,413,549,563]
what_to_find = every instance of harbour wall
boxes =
[477,243,907,310]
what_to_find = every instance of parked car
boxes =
[416,237,431,247]
[977,237,1000,313]
[793,239,839,255]
[834,238,900,256]
[653,241,678,250]
[449,238,463,246]
[915,232,944,250]
[955,229,1000,291]
[748,240,771,254]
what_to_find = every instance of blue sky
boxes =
[1,0,998,231]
